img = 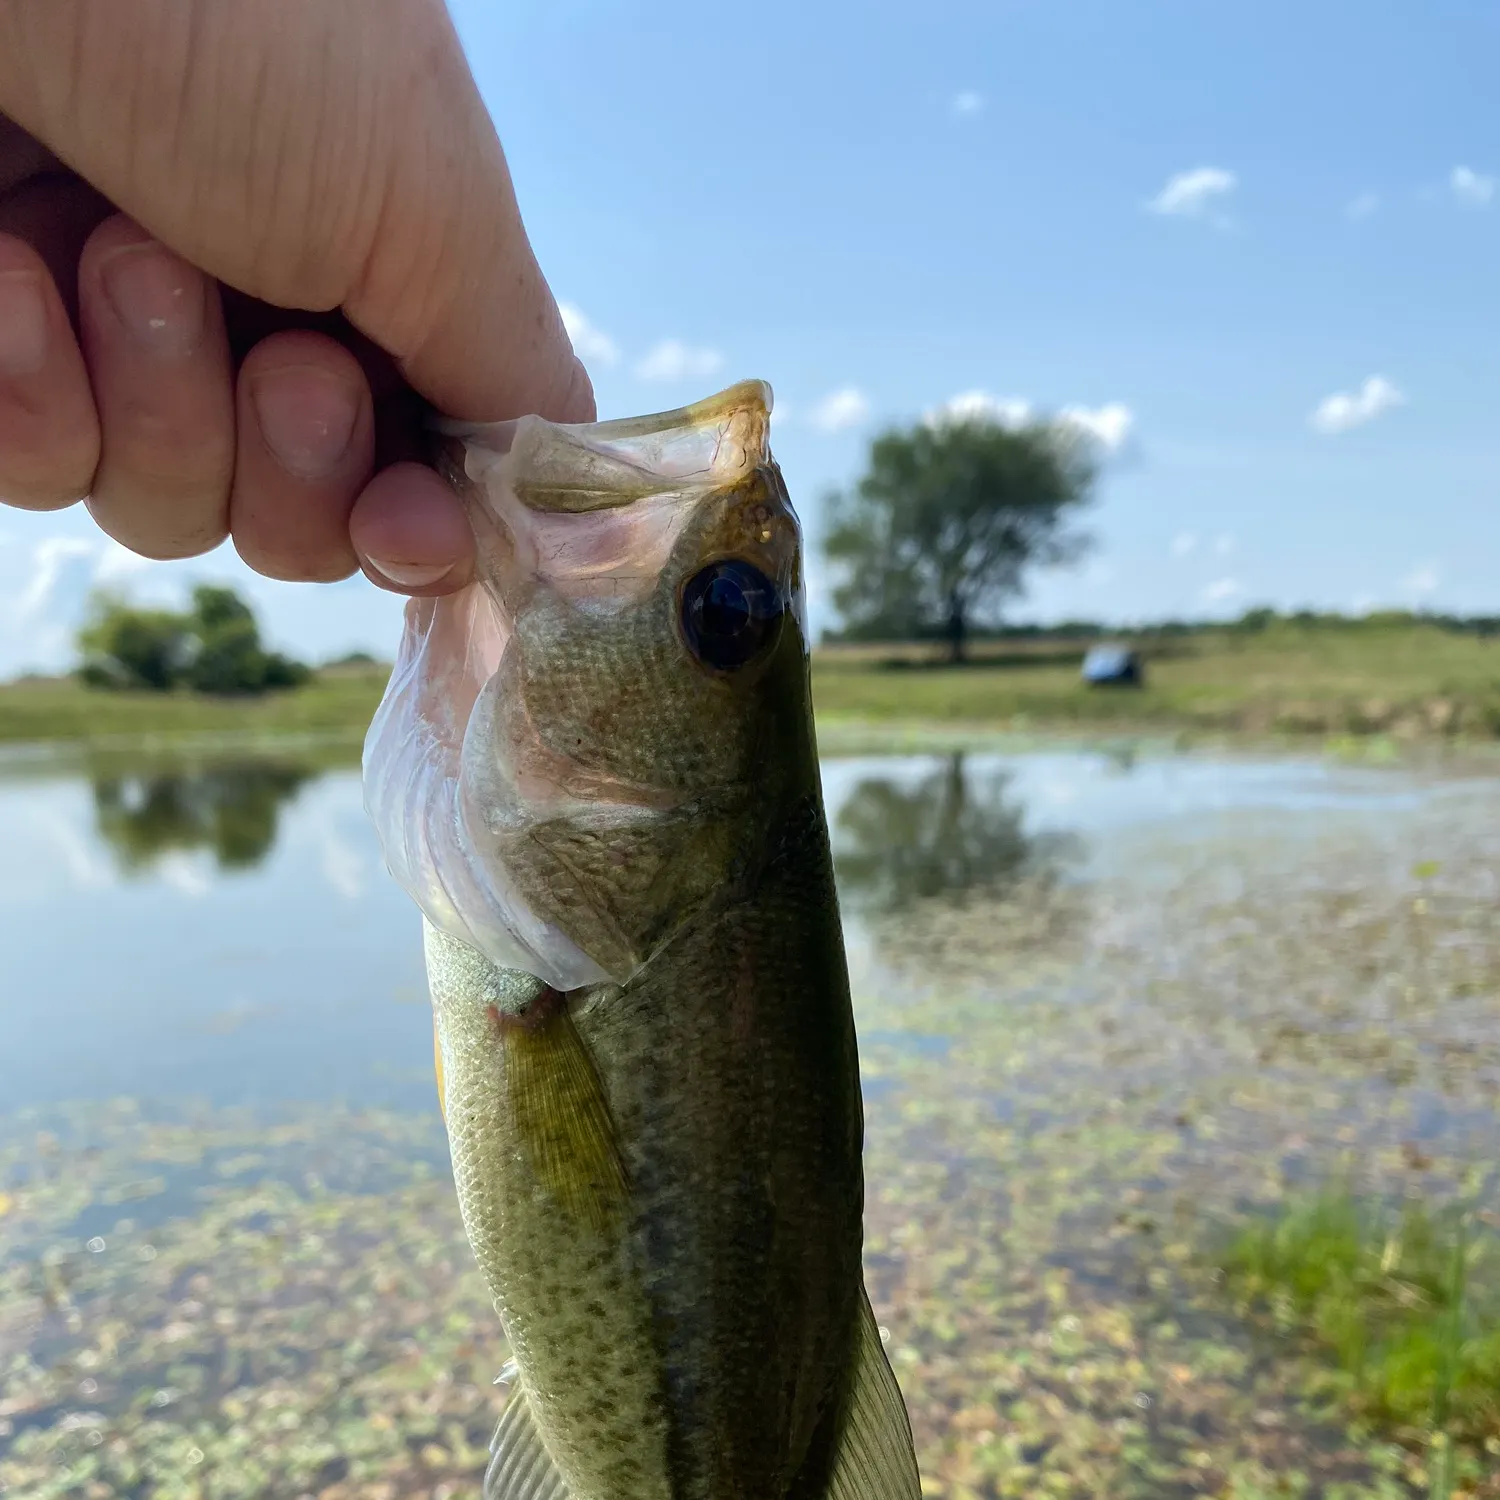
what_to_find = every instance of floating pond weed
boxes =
[8,748,1500,1494]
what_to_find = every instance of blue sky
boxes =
[4,0,1500,675]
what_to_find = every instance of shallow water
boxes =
[0,745,1444,1114]
[4,743,1500,1496]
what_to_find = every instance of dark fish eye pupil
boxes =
[681,560,783,670]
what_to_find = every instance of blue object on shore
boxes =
[1081,643,1143,686]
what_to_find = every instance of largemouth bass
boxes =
[363,381,921,1499]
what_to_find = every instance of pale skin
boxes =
[0,0,594,596]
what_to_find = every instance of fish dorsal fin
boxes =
[823,1289,923,1500]
[484,1386,572,1500]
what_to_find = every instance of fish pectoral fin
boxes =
[822,1288,923,1500]
[484,1385,572,1500]
[505,999,629,1234]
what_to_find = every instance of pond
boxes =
[3,741,1499,1497]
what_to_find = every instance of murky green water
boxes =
[4,744,1499,1496]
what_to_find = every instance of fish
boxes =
[362,381,921,1499]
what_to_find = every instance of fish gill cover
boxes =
[360,381,786,991]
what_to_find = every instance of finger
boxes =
[0,232,99,509]
[231,330,374,581]
[77,215,235,557]
[349,462,474,596]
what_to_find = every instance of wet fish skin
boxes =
[367,384,920,1498]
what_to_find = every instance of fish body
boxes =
[363,383,919,1499]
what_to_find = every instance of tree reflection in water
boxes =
[833,753,1082,976]
[91,760,318,873]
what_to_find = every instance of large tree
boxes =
[824,415,1098,661]
[78,585,309,694]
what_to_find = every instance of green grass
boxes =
[1219,1186,1500,1488]
[812,620,1500,737]
[0,664,389,748]
[6,618,1500,748]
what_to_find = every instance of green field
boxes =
[0,664,389,749]
[4,620,1500,748]
[812,622,1500,738]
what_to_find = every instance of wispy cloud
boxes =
[927,391,1134,451]
[1309,375,1405,435]
[1146,166,1237,226]
[926,390,1032,428]
[1201,577,1242,604]
[810,388,870,433]
[951,91,984,118]
[634,340,723,382]
[1059,402,1134,452]
[95,540,157,584]
[559,303,619,366]
[1171,532,1198,558]
[1213,533,1236,557]
[1451,165,1495,207]
[16,538,93,620]
[1400,561,1440,601]
[1346,191,1380,221]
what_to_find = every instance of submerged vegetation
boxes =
[8,749,1500,1493]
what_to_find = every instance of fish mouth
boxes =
[429,380,782,621]
[364,384,792,990]
[429,379,775,509]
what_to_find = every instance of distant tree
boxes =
[824,416,1098,662]
[182,584,309,694]
[76,585,309,694]
[78,594,194,690]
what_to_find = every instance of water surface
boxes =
[4,742,1499,1496]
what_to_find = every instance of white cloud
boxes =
[1451,166,1495,207]
[634,340,723,382]
[1213,533,1236,557]
[1400,562,1440,600]
[925,391,1133,451]
[810,388,870,433]
[1309,375,1405,435]
[95,540,157,584]
[1058,402,1134,451]
[1171,532,1198,558]
[16,537,93,619]
[927,390,1032,428]
[1146,166,1237,223]
[1346,191,1380,220]
[951,91,984,118]
[1201,577,1242,604]
[559,303,619,366]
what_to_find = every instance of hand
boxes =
[0,0,593,595]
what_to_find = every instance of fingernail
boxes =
[251,366,361,481]
[365,558,455,588]
[0,269,49,377]
[99,240,206,357]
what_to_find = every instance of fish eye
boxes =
[679,559,783,671]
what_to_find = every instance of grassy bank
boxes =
[0,664,390,749]
[5,618,1500,748]
[813,620,1500,737]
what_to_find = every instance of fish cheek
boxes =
[516,587,752,797]
[497,808,738,981]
